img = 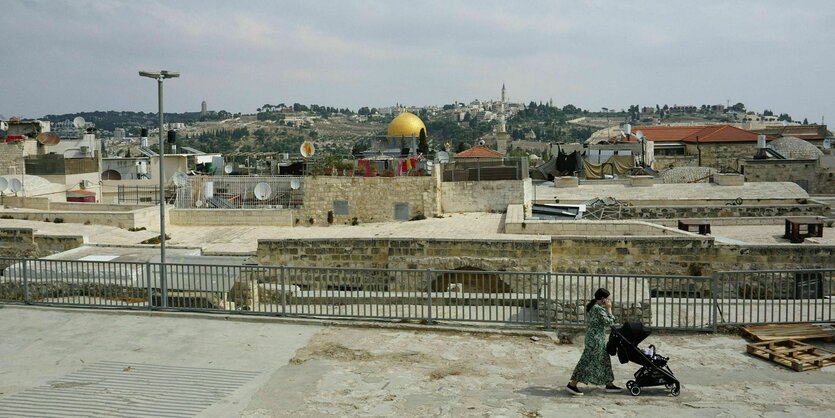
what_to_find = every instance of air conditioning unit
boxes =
[80,146,89,155]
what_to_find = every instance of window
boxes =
[333,200,349,215]
[393,203,409,221]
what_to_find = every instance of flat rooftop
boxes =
[1,210,834,257]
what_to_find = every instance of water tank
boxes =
[757,135,766,149]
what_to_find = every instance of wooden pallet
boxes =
[741,323,835,342]
[747,339,835,371]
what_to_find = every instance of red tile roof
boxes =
[613,125,763,143]
[455,145,503,158]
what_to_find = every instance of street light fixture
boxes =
[139,70,179,307]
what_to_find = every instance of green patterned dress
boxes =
[569,304,615,385]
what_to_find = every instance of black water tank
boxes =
[141,128,148,137]
[167,130,176,143]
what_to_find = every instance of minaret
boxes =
[498,83,507,134]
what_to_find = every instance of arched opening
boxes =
[101,170,121,180]
[432,267,512,293]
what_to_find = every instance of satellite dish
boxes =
[290,178,301,190]
[253,182,272,200]
[10,178,23,193]
[224,165,233,174]
[477,139,486,146]
[635,130,644,140]
[300,141,315,158]
[172,172,188,187]
[195,200,204,208]
[437,151,450,163]
[0,177,8,192]
[36,132,60,145]
[72,117,86,128]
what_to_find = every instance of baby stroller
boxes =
[607,322,681,396]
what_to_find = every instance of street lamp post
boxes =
[139,70,179,307]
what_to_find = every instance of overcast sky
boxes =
[2,0,834,125]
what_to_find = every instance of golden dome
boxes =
[387,112,427,138]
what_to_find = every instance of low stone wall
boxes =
[613,203,826,220]
[33,235,85,256]
[505,205,685,236]
[170,208,296,226]
[257,237,551,291]
[0,209,148,229]
[550,236,835,276]
[0,196,51,210]
[0,228,39,262]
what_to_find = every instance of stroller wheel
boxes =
[630,385,641,396]
[626,380,636,389]
[670,385,680,397]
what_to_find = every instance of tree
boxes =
[763,109,774,117]
[730,102,745,112]
[803,118,809,124]
[418,129,428,155]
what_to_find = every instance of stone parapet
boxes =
[555,176,579,188]
[170,208,295,227]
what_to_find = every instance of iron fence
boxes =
[1,257,832,331]
[116,185,173,205]
[177,175,304,209]
[441,158,528,182]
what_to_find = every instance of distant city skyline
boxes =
[1,1,833,125]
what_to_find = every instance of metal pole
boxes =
[157,78,167,292]
[22,257,30,304]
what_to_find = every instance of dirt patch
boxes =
[291,342,373,364]
[428,364,468,380]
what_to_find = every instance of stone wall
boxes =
[550,236,835,276]
[0,141,25,176]
[686,142,758,170]
[256,237,552,291]
[505,205,685,236]
[742,160,835,195]
[610,203,826,219]
[170,208,296,226]
[299,176,435,225]
[440,179,530,213]
[33,235,85,256]
[0,206,160,229]
[0,228,38,259]
[654,155,698,169]
[0,196,51,210]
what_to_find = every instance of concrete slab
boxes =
[0,306,320,417]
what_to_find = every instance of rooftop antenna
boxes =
[172,171,188,187]
[9,178,23,196]
[253,182,272,201]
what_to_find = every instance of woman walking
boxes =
[566,288,622,395]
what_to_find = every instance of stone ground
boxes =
[2,306,833,418]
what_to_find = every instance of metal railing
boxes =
[1,257,832,331]
[116,185,172,205]
[178,175,304,209]
[714,269,833,325]
[442,158,528,182]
